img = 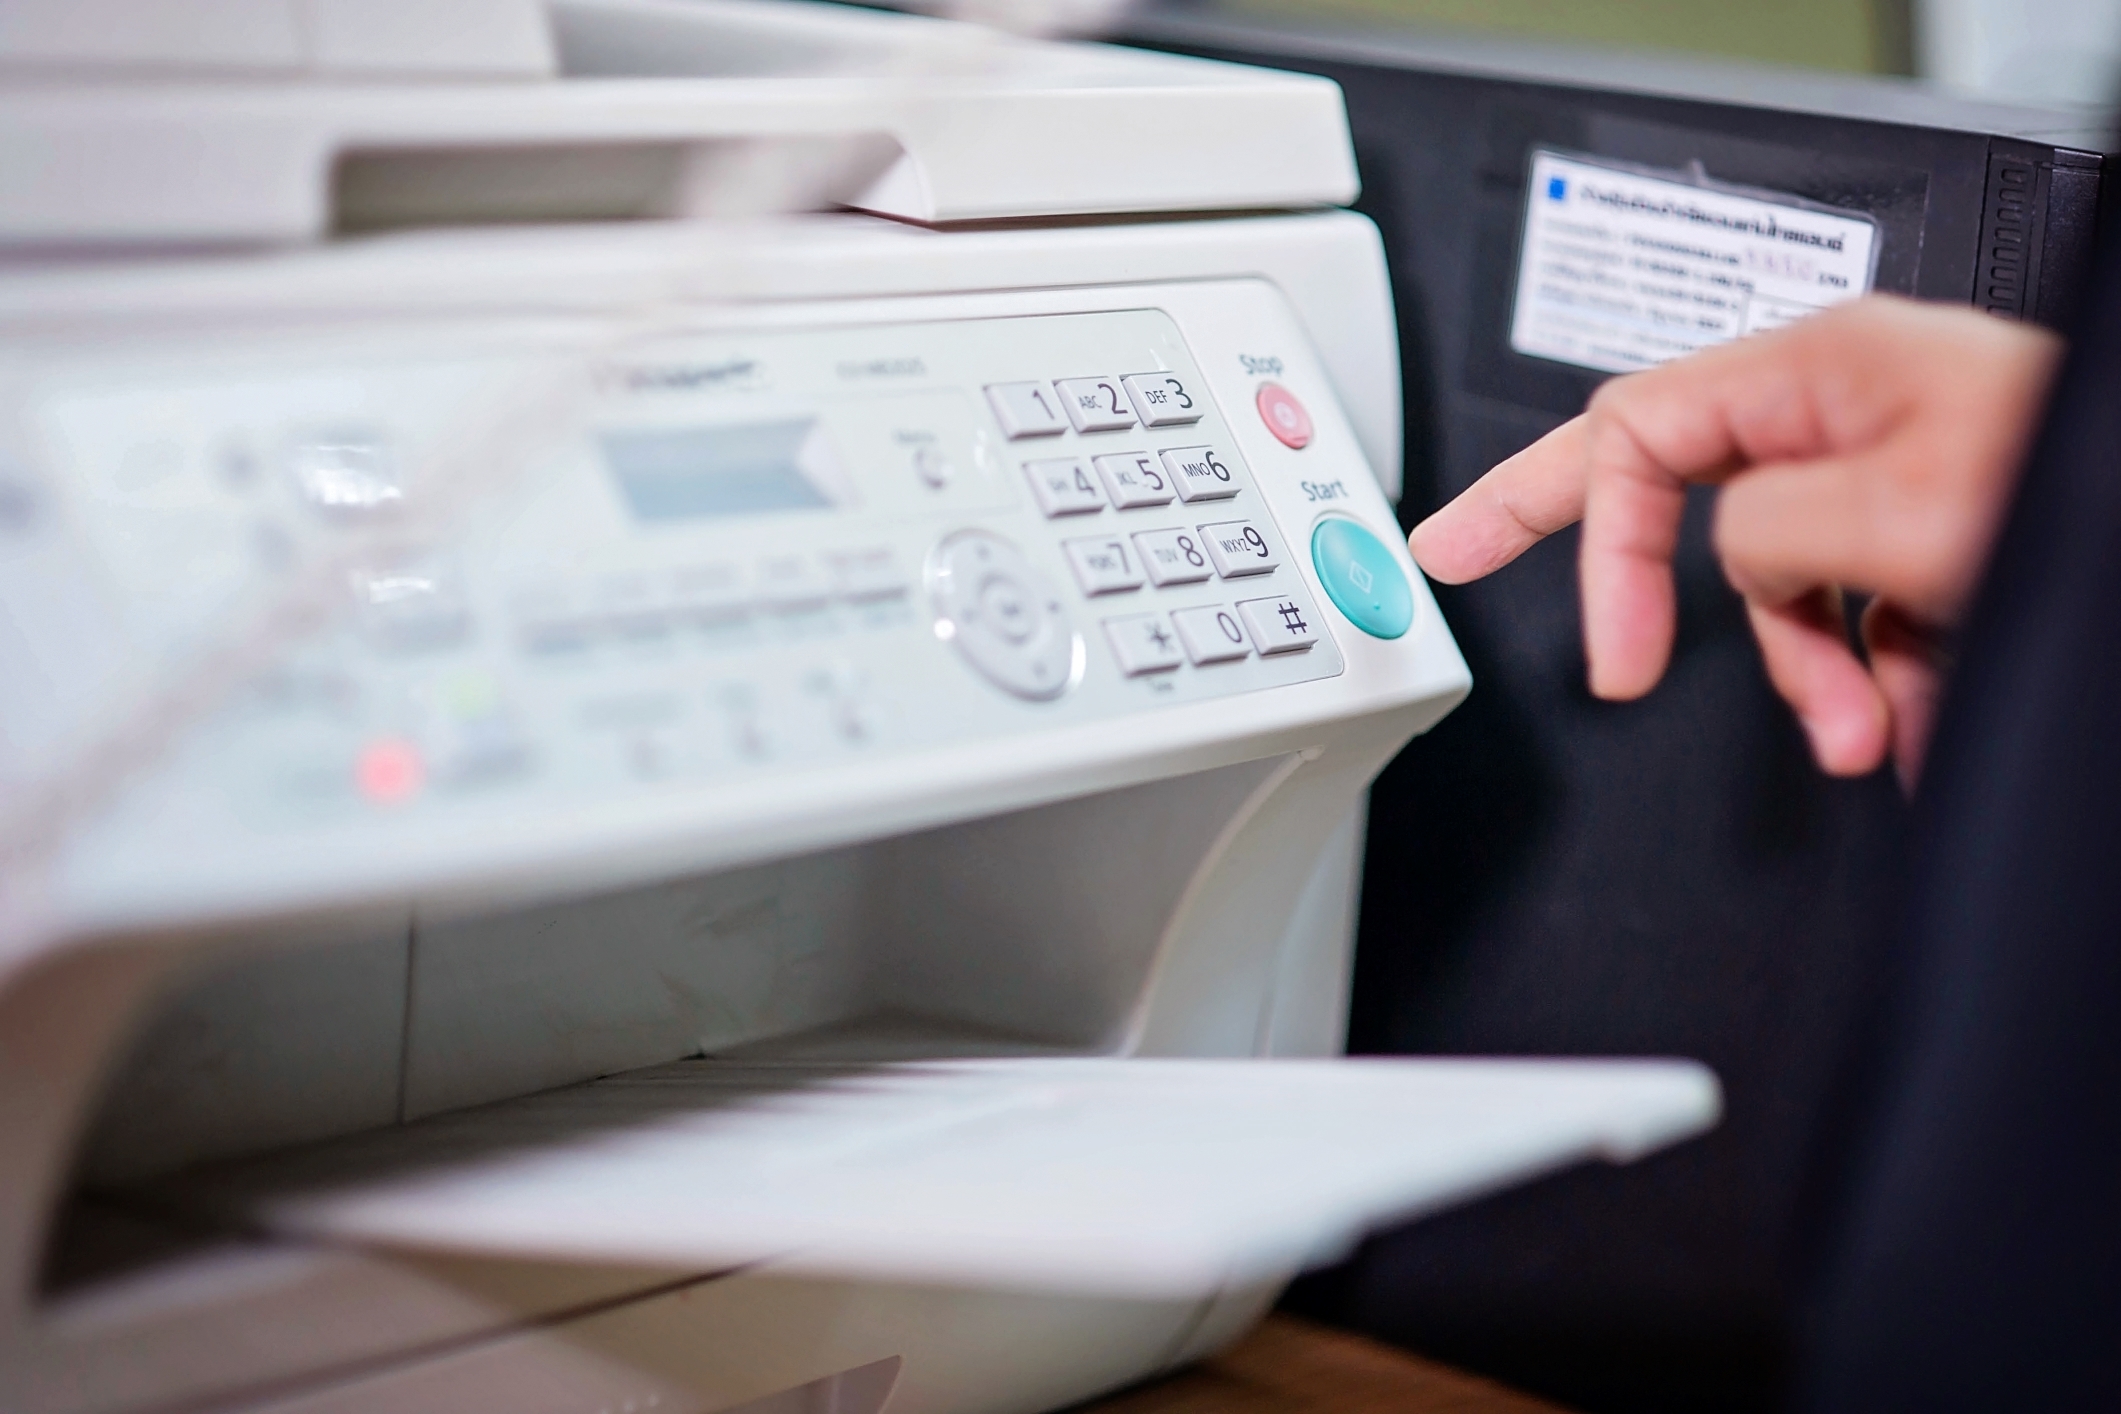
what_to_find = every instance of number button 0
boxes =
[1023,458,1107,517]
[1161,446,1241,503]
[1171,604,1252,664]
[1132,528,1215,586]
[1122,373,1204,428]
[985,382,1068,440]
[1055,376,1137,433]
[1092,452,1175,509]
[1199,519,1280,578]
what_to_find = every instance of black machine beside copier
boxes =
[1110,9,2109,1410]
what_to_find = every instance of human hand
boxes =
[1409,297,2061,788]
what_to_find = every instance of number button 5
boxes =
[1093,452,1175,508]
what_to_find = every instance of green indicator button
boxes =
[1310,517,1414,640]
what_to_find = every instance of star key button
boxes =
[1103,612,1185,676]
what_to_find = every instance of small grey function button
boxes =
[1200,519,1280,578]
[1171,604,1252,665]
[1062,535,1146,596]
[1132,527,1215,586]
[1238,593,1322,654]
[828,548,909,602]
[754,556,834,612]
[985,382,1069,439]
[288,431,405,517]
[1161,446,1241,503]
[1104,613,1186,676]
[1055,376,1137,433]
[670,563,749,624]
[929,531,1081,700]
[1092,452,1175,509]
[1121,373,1204,427]
[352,566,470,653]
[1023,458,1106,517]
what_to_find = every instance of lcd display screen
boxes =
[601,419,835,522]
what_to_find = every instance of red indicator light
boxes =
[356,739,424,804]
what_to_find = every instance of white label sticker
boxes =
[1509,151,1878,375]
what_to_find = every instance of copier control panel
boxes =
[6,281,1441,918]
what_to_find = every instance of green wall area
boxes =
[1226,0,1913,74]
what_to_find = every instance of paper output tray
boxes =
[168,1057,1718,1297]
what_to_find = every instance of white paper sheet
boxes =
[177,1056,1718,1297]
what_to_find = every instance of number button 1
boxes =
[1092,452,1174,508]
[1131,528,1215,586]
[985,382,1069,440]
[1055,376,1137,433]
[1122,373,1204,428]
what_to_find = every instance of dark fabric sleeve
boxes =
[1802,216,2121,1411]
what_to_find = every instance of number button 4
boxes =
[1023,458,1107,517]
[1055,376,1137,433]
[1121,373,1204,428]
[1092,452,1175,508]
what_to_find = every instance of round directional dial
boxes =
[928,531,1082,701]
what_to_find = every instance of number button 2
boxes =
[1122,373,1204,428]
[1055,376,1138,433]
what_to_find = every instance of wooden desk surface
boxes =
[1077,1315,1573,1414]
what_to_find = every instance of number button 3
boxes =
[1122,373,1204,428]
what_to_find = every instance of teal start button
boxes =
[1310,517,1415,640]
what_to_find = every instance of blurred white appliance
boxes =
[0,2,1717,1412]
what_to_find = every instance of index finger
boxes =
[1407,414,1591,583]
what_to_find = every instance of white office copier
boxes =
[0,3,1718,1411]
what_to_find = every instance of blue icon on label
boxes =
[1547,175,1568,202]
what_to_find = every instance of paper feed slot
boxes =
[157,1057,1720,1298]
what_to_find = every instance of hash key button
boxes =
[1238,593,1321,654]
[1104,613,1185,675]
[1200,519,1279,577]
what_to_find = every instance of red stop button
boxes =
[1255,382,1313,449]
